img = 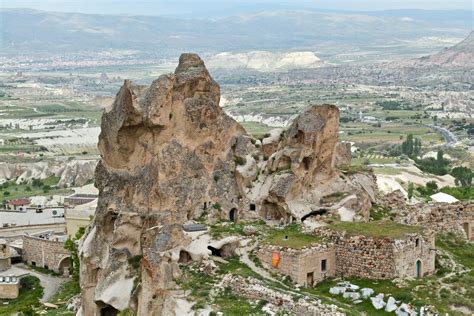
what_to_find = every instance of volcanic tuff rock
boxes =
[0,159,96,187]
[79,53,376,315]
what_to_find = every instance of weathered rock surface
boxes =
[79,54,255,315]
[79,53,377,315]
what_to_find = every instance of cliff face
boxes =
[79,53,376,315]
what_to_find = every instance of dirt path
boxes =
[6,264,68,302]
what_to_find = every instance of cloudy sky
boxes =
[1,0,472,17]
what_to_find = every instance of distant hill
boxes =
[0,8,471,58]
[206,51,324,71]
[416,31,474,67]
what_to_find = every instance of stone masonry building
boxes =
[0,276,19,299]
[0,239,11,272]
[22,232,71,276]
[257,230,435,286]
[257,244,336,286]
[334,232,435,279]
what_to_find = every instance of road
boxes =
[429,124,458,148]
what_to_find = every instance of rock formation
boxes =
[0,159,96,188]
[78,53,376,315]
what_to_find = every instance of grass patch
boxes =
[24,263,61,276]
[44,280,80,315]
[218,257,261,279]
[263,223,321,249]
[213,287,268,315]
[210,220,266,239]
[0,276,43,315]
[329,220,422,239]
[369,205,397,221]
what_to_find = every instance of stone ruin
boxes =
[78,53,377,315]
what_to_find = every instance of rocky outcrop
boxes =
[247,105,376,222]
[79,53,376,315]
[79,54,257,315]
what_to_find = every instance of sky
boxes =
[1,0,472,17]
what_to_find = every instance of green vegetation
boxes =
[177,260,267,314]
[376,100,411,111]
[440,186,474,200]
[415,150,450,176]
[0,276,43,315]
[320,192,349,204]
[24,263,60,276]
[263,223,321,249]
[65,227,86,286]
[329,220,422,238]
[218,257,261,279]
[401,134,421,158]
[210,220,266,238]
[44,280,80,315]
[408,182,414,201]
[416,181,438,198]
[0,175,72,200]
[451,166,473,187]
[369,205,397,221]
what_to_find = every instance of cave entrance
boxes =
[302,156,312,170]
[207,245,221,257]
[98,303,119,316]
[178,250,192,264]
[250,203,256,211]
[301,209,329,222]
[260,202,286,221]
[229,208,237,222]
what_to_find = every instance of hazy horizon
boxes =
[1,0,472,18]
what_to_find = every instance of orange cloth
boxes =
[272,252,280,267]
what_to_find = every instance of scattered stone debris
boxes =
[371,293,386,310]
[223,274,343,315]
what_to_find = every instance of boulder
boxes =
[385,296,398,312]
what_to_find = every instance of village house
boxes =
[5,198,30,211]
[0,275,19,299]
[64,198,97,236]
[0,240,19,299]
[258,244,336,286]
[257,223,435,287]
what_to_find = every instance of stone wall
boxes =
[0,258,10,272]
[0,277,19,299]
[257,244,336,286]
[393,233,436,278]
[398,202,474,241]
[22,235,70,274]
[334,233,435,279]
[335,236,396,279]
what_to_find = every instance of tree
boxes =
[451,166,473,187]
[401,134,421,158]
[65,227,86,286]
[425,181,438,195]
[407,182,414,201]
[437,150,444,162]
